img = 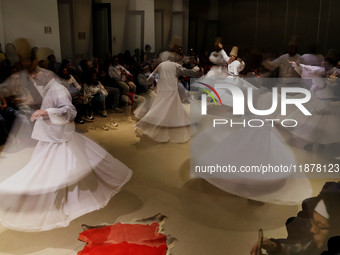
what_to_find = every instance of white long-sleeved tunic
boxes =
[31,78,77,143]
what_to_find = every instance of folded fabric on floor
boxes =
[78,241,167,255]
[78,222,166,247]
[78,218,172,255]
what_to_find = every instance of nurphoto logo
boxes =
[197,82,312,128]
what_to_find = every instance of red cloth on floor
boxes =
[78,222,167,255]
[78,242,167,255]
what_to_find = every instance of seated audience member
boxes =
[10,66,18,75]
[105,52,112,66]
[79,59,91,84]
[135,64,157,117]
[47,54,61,73]
[0,93,16,145]
[92,56,99,67]
[199,50,213,74]
[90,58,122,113]
[14,62,23,72]
[272,51,279,60]
[61,59,82,85]
[83,70,109,118]
[123,50,134,66]
[108,56,136,102]
[38,60,48,69]
[144,44,155,61]
[30,47,39,60]
[184,48,200,69]
[5,43,19,66]
[93,56,106,81]
[1,73,36,148]
[0,43,7,64]
[178,76,190,103]
[58,67,86,124]
[251,191,340,255]
[73,54,83,75]
[99,57,106,70]
[137,64,156,92]
[133,48,141,66]
[81,53,88,61]
[3,73,34,114]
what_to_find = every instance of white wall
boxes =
[100,0,155,55]
[155,0,173,51]
[58,2,73,59]
[74,0,187,56]
[1,0,61,61]
[97,0,129,55]
[133,0,155,51]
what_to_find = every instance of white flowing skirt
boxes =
[0,133,132,232]
[286,93,340,144]
[191,120,313,205]
[134,90,194,143]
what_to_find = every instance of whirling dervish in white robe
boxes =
[134,59,201,143]
[195,43,256,107]
[191,86,313,205]
[286,54,340,146]
[0,69,132,232]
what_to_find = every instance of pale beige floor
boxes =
[0,110,339,255]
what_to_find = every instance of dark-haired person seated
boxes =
[47,55,61,73]
[108,56,136,99]
[135,64,157,118]
[0,93,16,145]
[92,58,123,114]
[38,60,48,69]
[58,67,87,124]
[83,70,109,118]
[61,59,82,86]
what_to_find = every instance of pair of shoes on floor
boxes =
[109,121,118,127]
[131,115,141,121]
[126,116,133,123]
[135,128,143,138]
[86,115,94,120]
[101,110,108,117]
[111,107,124,113]
[75,118,85,124]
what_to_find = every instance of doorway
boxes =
[92,3,112,58]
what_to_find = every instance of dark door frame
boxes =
[155,9,164,50]
[92,2,112,54]
[57,0,76,58]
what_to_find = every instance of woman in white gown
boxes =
[133,60,201,143]
[0,69,132,232]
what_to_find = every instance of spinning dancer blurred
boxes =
[134,45,202,143]
[286,49,340,155]
[0,68,132,231]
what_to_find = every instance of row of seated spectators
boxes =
[0,44,295,146]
